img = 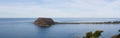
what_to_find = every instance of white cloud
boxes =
[95,0,120,18]
[0,0,120,18]
[0,5,75,18]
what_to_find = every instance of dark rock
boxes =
[34,18,55,26]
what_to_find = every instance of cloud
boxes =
[95,0,120,17]
[0,5,74,18]
[0,0,120,18]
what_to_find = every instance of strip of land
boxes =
[55,21,120,24]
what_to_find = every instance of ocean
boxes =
[0,18,120,38]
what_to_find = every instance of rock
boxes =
[34,18,55,26]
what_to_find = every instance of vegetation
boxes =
[83,30,103,38]
[112,30,120,38]
[76,30,120,38]
[34,18,55,26]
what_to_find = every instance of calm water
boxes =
[0,18,120,38]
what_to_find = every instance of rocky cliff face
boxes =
[34,18,55,26]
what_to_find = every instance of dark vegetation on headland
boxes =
[76,30,120,38]
[34,18,120,26]
[83,30,103,38]
[34,18,55,26]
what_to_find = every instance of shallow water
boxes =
[0,18,120,38]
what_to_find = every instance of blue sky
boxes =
[0,0,120,18]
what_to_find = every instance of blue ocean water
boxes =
[0,18,120,38]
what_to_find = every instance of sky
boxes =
[0,0,120,18]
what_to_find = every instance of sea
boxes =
[0,18,120,38]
